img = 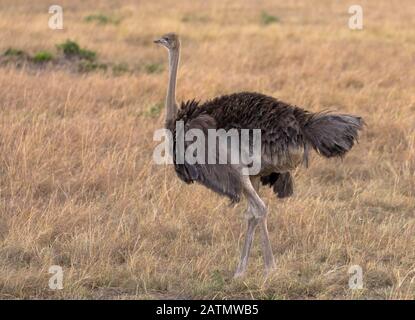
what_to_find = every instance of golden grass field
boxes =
[0,0,414,299]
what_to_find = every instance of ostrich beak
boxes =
[153,38,166,45]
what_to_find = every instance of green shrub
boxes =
[78,49,96,61]
[56,40,80,56]
[260,11,280,25]
[57,40,96,61]
[32,51,54,63]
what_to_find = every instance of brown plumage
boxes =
[170,92,363,202]
[155,33,364,277]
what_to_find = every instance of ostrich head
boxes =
[153,33,180,51]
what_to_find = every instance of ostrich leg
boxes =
[259,216,275,274]
[251,176,276,274]
[234,176,275,278]
[233,214,259,278]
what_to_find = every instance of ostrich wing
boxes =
[174,113,243,203]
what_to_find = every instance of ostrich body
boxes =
[154,33,363,277]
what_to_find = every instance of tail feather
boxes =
[302,112,364,159]
[260,172,294,198]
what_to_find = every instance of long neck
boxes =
[165,48,179,127]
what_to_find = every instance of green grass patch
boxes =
[144,63,163,74]
[78,49,96,61]
[56,40,96,61]
[32,51,54,63]
[112,63,129,76]
[144,102,163,117]
[4,48,25,57]
[2,41,130,76]
[84,14,121,25]
[78,61,108,73]
[181,14,209,23]
[210,270,226,290]
[260,11,280,25]
[56,40,80,56]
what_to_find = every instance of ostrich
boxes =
[154,33,363,277]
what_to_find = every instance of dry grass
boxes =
[0,0,414,299]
